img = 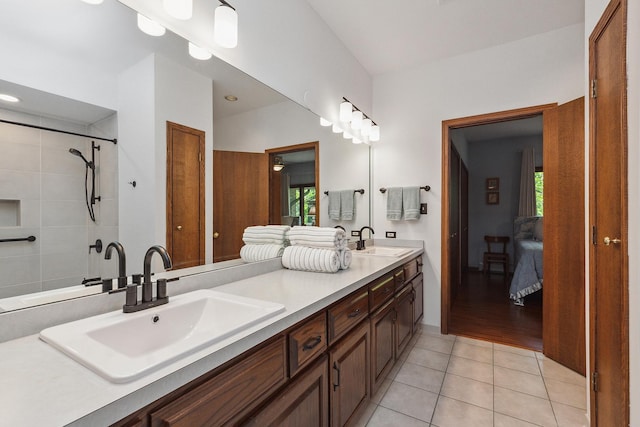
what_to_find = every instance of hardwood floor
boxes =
[449,270,542,351]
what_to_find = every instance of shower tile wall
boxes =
[0,108,119,299]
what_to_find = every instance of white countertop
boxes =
[0,248,422,427]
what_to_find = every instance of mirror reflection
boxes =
[0,0,370,312]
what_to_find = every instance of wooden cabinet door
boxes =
[395,285,414,358]
[329,321,369,427]
[413,273,424,331]
[243,356,329,427]
[370,299,395,396]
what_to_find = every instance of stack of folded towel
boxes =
[283,226,352,273]
[386,186,421,221]
[240,225,290,262]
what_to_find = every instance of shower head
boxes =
[69,148,94,169]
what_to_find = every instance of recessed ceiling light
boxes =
[0,94,20,103]
[224,95,238,102]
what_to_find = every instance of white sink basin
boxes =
[39,289,285,383]
[354,247,412,257]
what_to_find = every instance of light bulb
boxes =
[214,4,238,48]
[332,124,343,134]
[339,101,352,122]
[351,110,363,129]
[164,0,192,20]
[137,14,166,36]
[188,42,212,60]
[361,118,372,136]
[320,117,332,127]
[369,125,380,142]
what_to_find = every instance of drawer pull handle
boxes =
[302,335,322,351]
[333,362,340,391]
[347,308,361,318]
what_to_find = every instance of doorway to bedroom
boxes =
[441,102,586,375]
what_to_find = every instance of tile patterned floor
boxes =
[354,325,589,427]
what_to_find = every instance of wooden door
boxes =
[589,0,629,424]
[329,321,369,427]
[460,161,469,272]
[542,97,586,375]
[449,145,461,300]
[212,150,268,262]
[166,122,205,269]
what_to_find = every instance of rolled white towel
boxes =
[339,248,352,270]
[242,225,290,245]
[288,227,346,249]
[282,246,340,273]
[240,244,284,263]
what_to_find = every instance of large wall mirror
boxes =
[0,0,370,312]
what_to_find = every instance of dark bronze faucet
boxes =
[123,245,172,313]
[105,241,127,289]
[357,226,375,250]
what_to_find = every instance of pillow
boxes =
[533,218,543,241]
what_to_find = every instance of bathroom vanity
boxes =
[0,245,423,426]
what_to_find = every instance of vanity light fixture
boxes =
[137,14,166,36]
[369,124,380,142]
[320,117,332,127]
[214,0,238,48]
[351,110,363,129]
[164,0,193,20]
[361,118,372,136]
[0,94,20,103]
[188,42,212,60]
[273,156,285,172]
[339,97,380,143]
[339,100,353,122]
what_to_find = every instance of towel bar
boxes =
[323,189,365,196]
[379,186,430,194]
[0,236,36,243]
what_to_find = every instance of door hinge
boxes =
[591,372,599,392]
[592,225,597,245]
[591,79,597,98]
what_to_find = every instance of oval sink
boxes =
[39,289,285,383]
[353,247,412,257]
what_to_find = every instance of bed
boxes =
[509,216,543,305]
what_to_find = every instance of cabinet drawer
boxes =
[369,274,395,312]
[394,268,405,289]
[289,312,327,376]
[149,336,287,427]
[328,289,369,344]
[403,257,421,282]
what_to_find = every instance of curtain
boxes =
[518,147,536,216]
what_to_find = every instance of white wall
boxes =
[372,23,584,326]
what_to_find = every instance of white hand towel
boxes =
[403,186,420,220]
[328,191,341,220]
[242,225,290,245]
[288,226,346,249]
[340,190,355,221]
[282,246,340,273]
[386,187,403,221]
[240,244,285,262]
[339,248,352,270]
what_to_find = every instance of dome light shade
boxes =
[352,137,362,145]
[369,125,380,142]
[320,117,331,127]
[188,42,212,60]
[137,14,166,36]
[361,118,372,136]
[339,101,352,122]
[332,123,342,134]
[351,110,363,129]
[214,3,238,48]
[164,0,192,20]
[343,131,353,140]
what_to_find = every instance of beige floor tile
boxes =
[380,381,438,422]
[414,334,455,354]
[494,386,557,427]
[366,406,430,427]
[494,342,537,358]
[440,373,493,409]
[421,324,456,341]
[406,346,451,372]
[352,402,378,427]
[452,341,493,363]
[494,413,539,426]
[551,401,590,427]
[395,362,446,393]
[545,377,587,410]
[494,349,541,375]
[371,378,392,404]
[431,396,493,427]
[446,356,493,384]
[494,366,548,398]
[455,335,493,348]
[537,358,586,386]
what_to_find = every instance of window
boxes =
[289,185,316,225]
[534,168,544,216]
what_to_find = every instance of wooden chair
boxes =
[483,235,510,276]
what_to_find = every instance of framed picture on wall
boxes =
[486,177,499,191]
[487,192,500,205]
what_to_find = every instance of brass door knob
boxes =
[213,232,220,239]
[603,236,621,245]
[176,225,182,231]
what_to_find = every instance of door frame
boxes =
[440,103,556,334]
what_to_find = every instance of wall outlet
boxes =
[420,203,428,214]
[385,231,396,238]
[351,230,360,237]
